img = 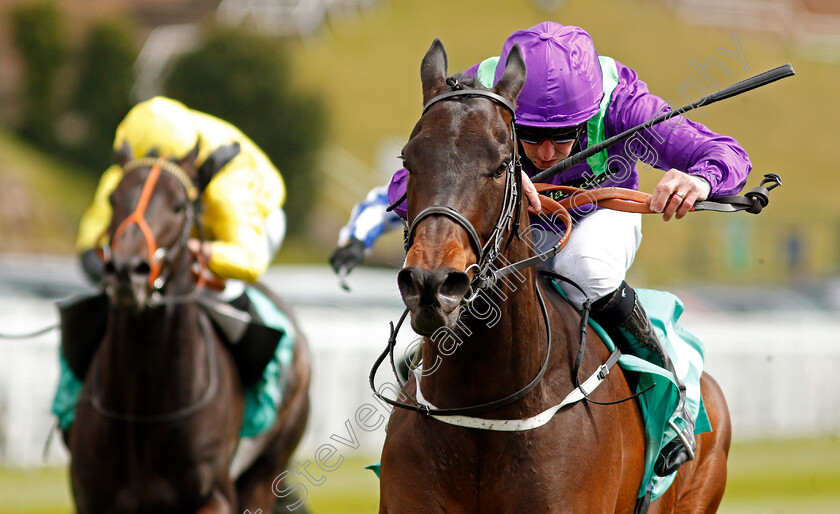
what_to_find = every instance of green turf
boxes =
[0,466,72,514]
[720,436,840,514]
[3,438,839,512]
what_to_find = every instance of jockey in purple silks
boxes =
[330,22,751,476]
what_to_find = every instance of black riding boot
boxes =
[591,281,696,477]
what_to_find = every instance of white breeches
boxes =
[531,209,642,308]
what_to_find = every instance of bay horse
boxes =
[378,40,731,512]
[66,148,310,513]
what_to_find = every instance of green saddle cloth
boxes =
[239,286,297,438]
[366,287,710,500]
[51,286,296,439]
[555,285,711,499]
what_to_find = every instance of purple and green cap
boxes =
[495,22,604,130]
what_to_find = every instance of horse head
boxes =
[102,143,206,311]
[397,39,526,336]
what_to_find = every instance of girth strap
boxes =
[411,349,621,431]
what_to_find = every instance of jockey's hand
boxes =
[521,171,542,215]
[187,238,213,263]
[648,169,711,221]
[329,237,366,275]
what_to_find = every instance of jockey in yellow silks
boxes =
[77,96,287,287]
[54,97,292,437]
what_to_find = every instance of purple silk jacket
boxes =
[387,58,752,225]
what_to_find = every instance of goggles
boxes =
[516,124,583,145]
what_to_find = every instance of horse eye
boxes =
[494,162,509,178]
[174,202,187,213]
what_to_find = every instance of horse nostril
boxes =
[439,271,470,302]
[103,260,116,275]
[134,261,152,276]
[397,267,420,299]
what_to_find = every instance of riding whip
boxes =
[530,63,796,183]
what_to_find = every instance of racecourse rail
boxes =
[1,255,839,467]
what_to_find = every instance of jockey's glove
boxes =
[329,237,366,275]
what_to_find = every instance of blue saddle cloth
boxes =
[52,286,296,439]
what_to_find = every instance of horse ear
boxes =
[114,141,133,166]
[196,142,240,194]
[178,140,201,175]
[493,44,527,104]
[421,38,449,105]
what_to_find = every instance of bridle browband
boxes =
[421,88,517,116]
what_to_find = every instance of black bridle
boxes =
[407,84,529,293]
[371,84,564,417]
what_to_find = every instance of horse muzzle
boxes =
[103,256,153,311]
[397,266,470,336]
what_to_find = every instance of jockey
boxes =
[331,22,752,476]
[77,96,287,300]
[55,96,288,434]
[329,185,403,274]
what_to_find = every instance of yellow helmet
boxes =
[113,96,200,160]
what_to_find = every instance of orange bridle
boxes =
[108,158,197,292]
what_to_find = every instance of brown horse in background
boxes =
[379,40,731,512]
[67,150,310,513]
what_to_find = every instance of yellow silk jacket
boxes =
[76,97,286,282]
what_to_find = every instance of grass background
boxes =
[2,437,839,513]
[2,0,838,285]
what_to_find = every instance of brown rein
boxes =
[535,183,657,216]
[534,172,781,219]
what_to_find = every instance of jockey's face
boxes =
[520,139,576,170]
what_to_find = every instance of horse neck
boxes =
[419,233,549,411]
[97,271,211,412]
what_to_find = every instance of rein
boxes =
[534,173,782,216]
[371,284,553,417]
